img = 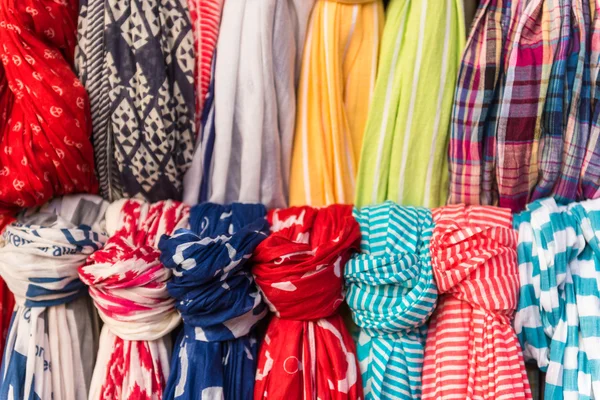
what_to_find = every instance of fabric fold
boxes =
[0,195,108,400]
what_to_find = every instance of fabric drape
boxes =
[289,0,383,207]
[184,0,314,209]
[514,198,600,399]
[76,0,196,202]
[252,205,363,400]
[0,0,98,222]
[421,204,531,399]
[345,202,437,399]
[354,0,465,209]
[0,195,108,400]
[79,199,189,400]
[159,203,269,400]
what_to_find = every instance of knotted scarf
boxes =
[421,204,531,399]
[289,0,383,207]
[76,0,196,201]
[159,203,269,400]
[184,0,314,209]
[80,199,189,400]
[0,0,97,220]
[0,195,108,400]
[514,198,600,399]
[252,205,362,400]
[345,202,437,399]
[354,0,465,209]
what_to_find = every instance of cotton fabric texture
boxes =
[159,203,269,400]
[80,199,189,400]
[421,204,531,399]
[355,0,465,209]
[76,0,196,202]
[252,205,362,400]
[345,202,437,399]
[514,198,600,399]
[184,0,314,209]
[0,195,108,400]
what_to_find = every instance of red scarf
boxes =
[252,205,362,400]
[422,204,531,399]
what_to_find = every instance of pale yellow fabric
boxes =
[289,0,384,206]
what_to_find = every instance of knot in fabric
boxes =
[344,202,436,399]
[514,197,600,399]
[160,202,269,341]
[79,199,189,341]
[0,195,108,308]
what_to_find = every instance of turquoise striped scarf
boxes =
[345,201,437,399]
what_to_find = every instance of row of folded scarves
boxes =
[0,195,598,400]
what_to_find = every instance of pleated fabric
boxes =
[289,0,383,207]
[252,205,363,400]
[0,0,98,221]
[354,0,465,209]
[159,203,269,400]
[345,202,437,399]
[514,198,600,400]
[421,204,531,399]
[0,195,108,400]
[79,200,189,400]
[184,0,314,209]
[76,0,196,202]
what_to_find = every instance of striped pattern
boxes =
[289,0,384,206]
[422,204,531,400]
[345,202,437,399]
[514,198,600,400]
[355,0,465,209]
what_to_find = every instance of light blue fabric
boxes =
[514,197,600,400]
[344,201,437,400]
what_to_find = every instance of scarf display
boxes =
[0,0,98,220]
[354,0,465,209]
[76,0,196,202]
[159,203,269,400]
[79,199,189,400]
[514,198,600,399]
[0,195,108,400]
[345,202,437,399]
[421,204,531,399]
[252,205,362,400]
[288,0,383,207]
[184,0,314,209]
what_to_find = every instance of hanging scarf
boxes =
[288,0,382,207]
[0,195,108,400]
[354,0,465,209]
[514,198,600,399]
[421,204,531,399]
[184,0,314,209]
[159,203,269,400]
[345,202,437,399]
[76,0,196,202]
[80,199,189,400]
[252,205,362,400]
[0,0,98,219]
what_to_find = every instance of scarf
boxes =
[0,195,108,400]
[289,0,383,207]
[252,205,362,400]
[354,0,465,209]
[345,202,437,399]
[184,0,314,209]
[0,0,98,218]
[159,203,269,400]
[421,204,531,399]
[80,199,189,400]
[514,198,600,399]
[76,0,196,202]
